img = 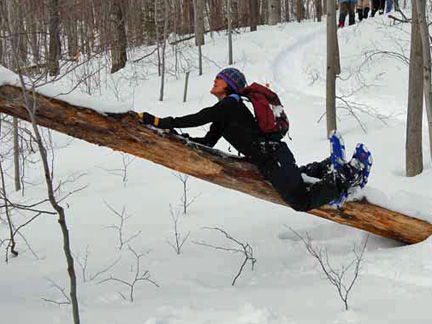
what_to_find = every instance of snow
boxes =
[1,10,432,324]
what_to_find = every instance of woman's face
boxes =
[210,77,229,99]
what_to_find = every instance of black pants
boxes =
[339,2,356,26]
[258,142,342,212]
[371,0,385,16]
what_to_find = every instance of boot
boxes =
[363,7,370,18]
[357,9,363,21]
[299,158,331,179]
[334,163,363,191]
[338,13,346,28]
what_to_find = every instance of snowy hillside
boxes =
[1,11,431,324]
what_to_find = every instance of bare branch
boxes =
[291,229,369,311]
[193,227,256,286]
[98,246,159,302]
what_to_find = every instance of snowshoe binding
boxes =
[329,142,373,209]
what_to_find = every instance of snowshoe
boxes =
[329,130,346,171]
[328,130,347,208]
[349,143,373,189]
[329,143,373,209]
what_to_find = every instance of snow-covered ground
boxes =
[1,10,431,324]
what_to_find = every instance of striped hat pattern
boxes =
[216,68,247,93]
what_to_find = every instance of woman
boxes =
[139,68,367,211]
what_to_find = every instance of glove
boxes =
[138,112,160,126]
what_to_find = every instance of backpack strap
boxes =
[228,94,241,101]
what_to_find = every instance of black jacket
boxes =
[159,96,265,160]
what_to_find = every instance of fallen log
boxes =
[0,84,431,244]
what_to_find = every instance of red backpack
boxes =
[239,83,289,139]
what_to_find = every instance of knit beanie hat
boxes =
[216,68,247,93]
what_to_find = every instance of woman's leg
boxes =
[259,144,342,212]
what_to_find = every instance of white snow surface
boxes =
[1,12,432,324]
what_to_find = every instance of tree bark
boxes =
[250,0,259,31]
[315,0,323,22]
[413,0,432,163]
[296,0,304,22]
[227,0,233,65]
[0,84,431,245]
[48,0,61,76]
[406,1,424,177]
[193,0,205,46]
[268,0,279,25]
[110,0,128,74]
[326,0,340,137]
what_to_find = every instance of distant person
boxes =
[371,0,385,16]
[385,0,399,13]
[357,0,371,20]
[138,68,372,211]
[338,0,357,28]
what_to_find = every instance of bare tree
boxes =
[104,201,142,250]
[250,0,259,31]
[48,0,61,76]
[406,1,424,176]
[296,0,305,22]
[7,19,81,321]
[413,0,432,162]
[194,227,256,286]
[110,0,128,73]
[155,0,169,100]
[0,158,18,258]
[268,0,279,25]
[193,0,205,75]
[326,0,341,137]
[227,0,233,65]
[166,205,190,254]
[174,172,200,214]
[74,245,121,283]
[292,229,369,311]
[4,1,22,191]
[315,0,323,21]
[98,246,159,302]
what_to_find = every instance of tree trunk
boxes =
[268,0,279,25]
[13,117,20,191]
[194,0,205,46]
[48,0,61,76]
[5,0,22,191]
[183,0,194,34]
[65,0,79,60]
[406,1,424,177]
[238,0,249,27]
[284,0,290,22]
[413,0,432,162]
[315,0,323,21]
[326,0,340,137]
[250,0,259,31]
[0,1,4,64]
[261,0,268,24]
[143,0,156,43]
[155,0,169,101]
[227,0,233,65]
[1,84,431,245]
[296,0,304,22]
[209,0,223,32]
[110,1,128,74]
